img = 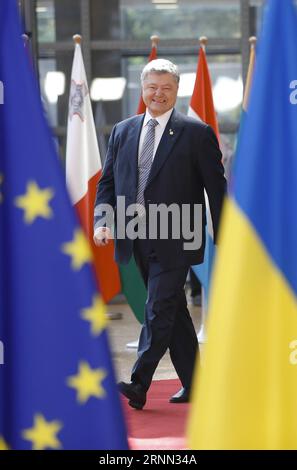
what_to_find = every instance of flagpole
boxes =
[243,36,257,110]
[73,33,82,45]
[249,35,257,47]
[150,34,159,49]
[197,35,208,345]
[199,35,207,51]
[22,33,30,47]
[22,32,36,74]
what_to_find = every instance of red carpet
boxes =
[122,379,189,450]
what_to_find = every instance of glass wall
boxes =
[37,0,81,42]
[32,0,260,164]
[120,1,240,40]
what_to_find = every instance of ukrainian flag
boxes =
[188,0,297,449]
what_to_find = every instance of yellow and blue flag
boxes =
[188,0,297,449]
[0,0,127,450]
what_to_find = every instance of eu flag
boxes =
[0,0,127,450]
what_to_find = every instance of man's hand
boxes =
[93,227,112,246]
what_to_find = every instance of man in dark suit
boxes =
[94,59,226,410]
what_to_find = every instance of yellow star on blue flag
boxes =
[81,295,107,336]
[22,414,63,450]
[15,180,54,224]
[67,361,107,403]
[0,436,9,450]
[61,229,93,270]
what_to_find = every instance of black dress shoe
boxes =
[118,381,146,410]
[169,387,190,403]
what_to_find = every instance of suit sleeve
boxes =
[197,125,227,244]
[93,125,117,230]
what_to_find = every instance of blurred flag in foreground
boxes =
[188,0,297,449]
[66,36,121,303]
[0,0,127,450]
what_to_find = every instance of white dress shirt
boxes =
[138,108,173,161]
[94,108,173,238]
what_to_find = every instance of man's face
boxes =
[142,72,179,117]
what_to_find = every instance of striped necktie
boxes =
[136,118,159,213]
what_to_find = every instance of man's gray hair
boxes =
[141,59,180,84]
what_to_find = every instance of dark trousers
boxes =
[131,239,199,392]
[189,267,201,297]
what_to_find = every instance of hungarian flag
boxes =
[136,37,158,114]
[188,45,220,302]
[188,46,219,139]
[66,39,121,302]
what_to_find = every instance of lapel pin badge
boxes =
[169,129,174,135]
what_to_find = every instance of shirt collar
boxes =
[143,108,174,129]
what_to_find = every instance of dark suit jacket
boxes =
[94,109,226,270]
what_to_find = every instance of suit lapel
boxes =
[146,109,185,188]
[125,114,144,190]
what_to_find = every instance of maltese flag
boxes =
[66,39,121,302]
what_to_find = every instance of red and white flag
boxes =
[189,45,220,304]
[66,39,121,302]
[188,46,220,141]
[136,36,158,114]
